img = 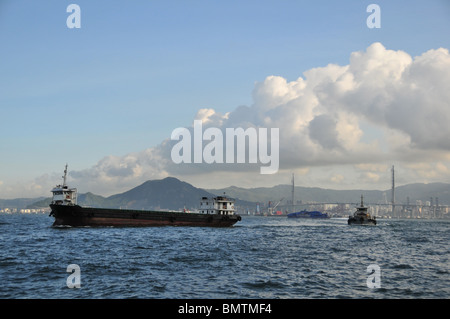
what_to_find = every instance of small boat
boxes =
[287,210,329,219]
[49,165,241,227]
[347,195,376,225]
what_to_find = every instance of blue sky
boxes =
[1,1,450,198]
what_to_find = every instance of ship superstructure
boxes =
[51,164,77,206]
[347,195,377,225]
[199,195,235,215]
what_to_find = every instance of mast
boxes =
[391,165,395,217]
[63,163,68,187]
[291,173,295,212]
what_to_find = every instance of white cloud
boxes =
[0,174,57,199]
[361,172,381,183]
[69,148,169,195]
[330,174,344,184]
[355,163,388,173]
[7,42,449,197]
[404,162,450,180]
[82,43,450,191]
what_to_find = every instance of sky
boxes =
[1,0,450,199]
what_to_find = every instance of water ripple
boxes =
[0,214,449,298]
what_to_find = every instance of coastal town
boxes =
[0,207,50,214]
[1,199,448,219]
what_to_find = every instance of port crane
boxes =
[268,198,284,215]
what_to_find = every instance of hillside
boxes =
[104,177,215,210]
[15,179,450,211]
[25,177,253,211]
[1,197,47,209]
[207,182,450,206]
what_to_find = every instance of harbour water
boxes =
[0,214,448,299]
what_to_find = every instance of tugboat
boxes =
[287,210,329,219]
[347,195,376,225]
[49,165,241,227]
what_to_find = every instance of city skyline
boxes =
[1,1,450,199]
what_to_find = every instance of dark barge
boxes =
[49,165,241,227]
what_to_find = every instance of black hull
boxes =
[347,217,377,225]
[287,216,329,219]
[50,204,241,227]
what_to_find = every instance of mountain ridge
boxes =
[4,178,449,210]
[207,182,450,206]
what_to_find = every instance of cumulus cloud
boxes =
[70,148,169,195]
[65,42,450,194]
[339,44,450,151]
[330,174,344,184]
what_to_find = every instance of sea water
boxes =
[0,214,448,299]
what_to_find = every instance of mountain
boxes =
[207,185,381,205]
[390,183,450,205]
[14,178,450,211]
[27,177,224,211]
[104,177,215,210]
[1,197,47,209]
[26,192,109,209]
[207,182,450,206]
